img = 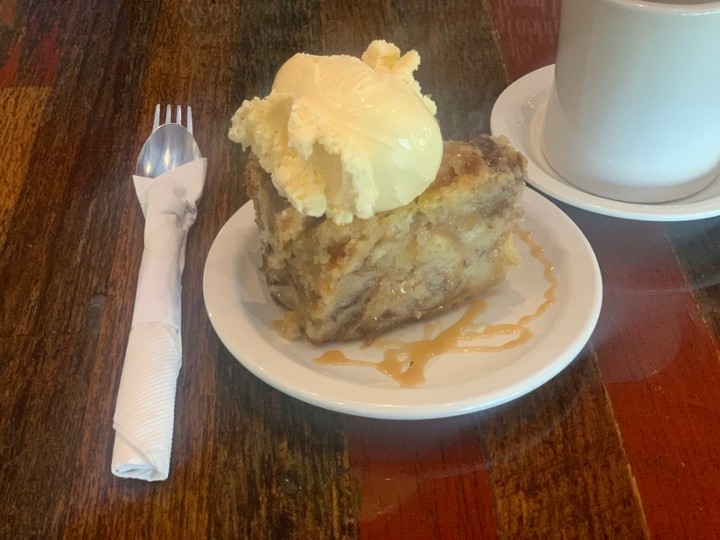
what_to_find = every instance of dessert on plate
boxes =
[229,40,526,344]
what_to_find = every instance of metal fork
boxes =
[153,104,194,134]
[113,104,206,480]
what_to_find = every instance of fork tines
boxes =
[152,104,193,134]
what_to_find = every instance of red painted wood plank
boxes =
[0,2,61,88]
[349,416,499,540]
[572,210,720,538]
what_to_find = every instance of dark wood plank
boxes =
[0,87,50,245]
[477,351,648,538]
[0,336,99,538]
[55,1,360,538]
[1,2,159,537]
[207,352,357,539]
[489,0,560,81]
[0,2,155,337]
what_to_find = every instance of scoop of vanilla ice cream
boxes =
[229,40,443,224]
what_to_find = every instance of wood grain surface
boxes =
[1,0,719,538]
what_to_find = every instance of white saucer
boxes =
[203,189,602,420]
[490,64,720,222]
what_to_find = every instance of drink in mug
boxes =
[541,0,720,203]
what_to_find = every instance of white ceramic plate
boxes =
[203,189,602,419]
[491,64,720,221]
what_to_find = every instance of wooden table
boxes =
[2,1,719,537]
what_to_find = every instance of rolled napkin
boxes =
[112,157,206,481]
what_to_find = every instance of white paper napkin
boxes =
[112,157,206,481]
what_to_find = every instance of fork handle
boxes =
[111,159,206,481]
[113,321,181,480]
[131,229,185,328]
[112,191,188,481]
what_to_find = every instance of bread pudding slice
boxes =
[245,135,526,344]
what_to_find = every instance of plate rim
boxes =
[203,189,603,419]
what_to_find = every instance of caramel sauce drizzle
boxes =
[315,226,557,387]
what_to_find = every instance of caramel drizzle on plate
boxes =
[315,227,557,387]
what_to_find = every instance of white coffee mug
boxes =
[541,0,720,203]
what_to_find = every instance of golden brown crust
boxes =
[245,134,526,344]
